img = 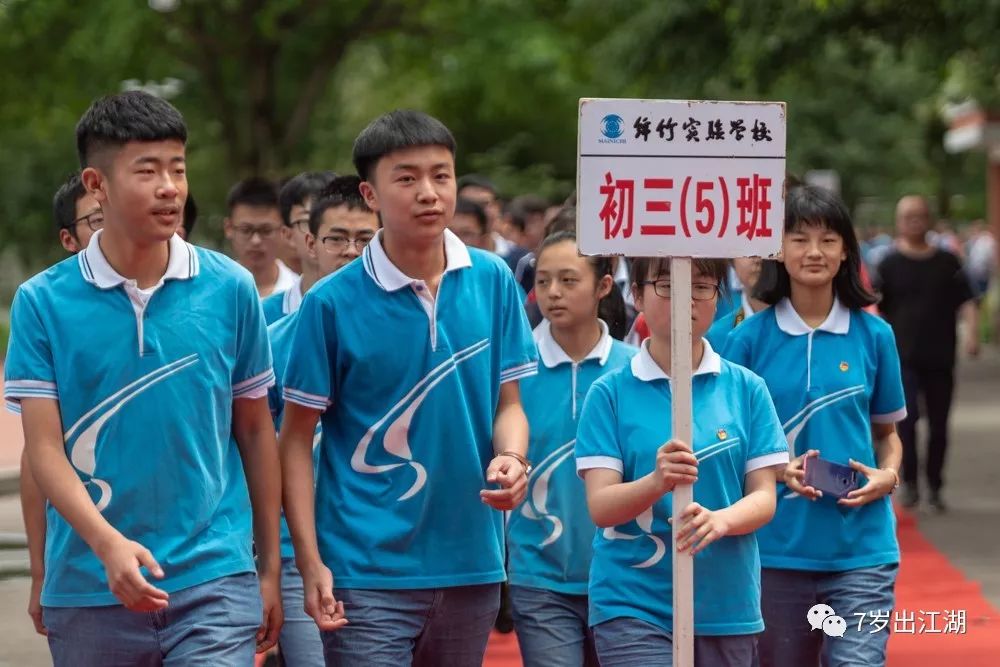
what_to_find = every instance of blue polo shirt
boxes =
[282,229,538,589]
[4,231,273,607]
[262,277,303,325]
[725,297,907,571]
[507,320,636,596]
[575,340,789,635]
[266,312,322,561]
[705,293,757,354]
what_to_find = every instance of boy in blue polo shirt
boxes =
[576,256,789,667]
[262,171,336,323]
[268,175,380,665]
[279,110,538,666]
[4,91,282,665]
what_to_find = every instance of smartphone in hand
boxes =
[803,457,859,500]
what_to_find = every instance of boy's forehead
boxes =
[378,145,455,172]
[118,138,187,162]
[320,206,379,231]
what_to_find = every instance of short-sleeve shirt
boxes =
[262,276,303,325]
[507,320,636,595]
[4,231,273,607]
[266,311,320,560]
[705,293,755,354]
[575,340,788,635]
[725,297,907,571]
[282,229,538,589]
[875,248,974,370]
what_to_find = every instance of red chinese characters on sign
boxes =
[599,171,635,239]
[598,171,774,241]
[736,174,773,239]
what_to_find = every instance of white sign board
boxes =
[577,98,786,258]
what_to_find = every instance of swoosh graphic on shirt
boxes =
[520,439,575,547]
[781,385,866,499]
[64,354,200,511]
[351,339,490,501]
[603,506,666,568]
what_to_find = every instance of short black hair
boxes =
[75,90,187,168]
[53,173,87,232]
[352,110,456,182]
[756,185,877,309]
[279,171,337,226]
[308,175,374,235]
[629,256,730,302]
[182,193,198,238]
[225,177,280,216]
[454,198,488,234]
[457,174,497,195]
[507,194,548,232]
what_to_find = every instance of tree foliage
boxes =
[0,0,995,281]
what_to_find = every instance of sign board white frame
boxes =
[577,98,786,667]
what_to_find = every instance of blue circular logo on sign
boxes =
[601,114,625,139]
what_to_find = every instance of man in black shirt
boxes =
[876,195,979,511]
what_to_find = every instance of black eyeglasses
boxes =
[70,210,104,232]
[232,224,279,240]
[321,235,374,253]
[638,280,719,301]
[289,218,311,233]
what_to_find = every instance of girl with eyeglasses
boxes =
[575,256,789,667]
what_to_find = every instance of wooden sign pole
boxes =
[670,256,694,666]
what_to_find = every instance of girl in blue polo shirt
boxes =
[575,256,790,667]
[507,231,637,667]
[725,185,907,667]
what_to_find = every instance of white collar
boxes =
[283,276,303,314]
[630,338,722,382]
[613,257,630,286]
[273,259,299,293]
[533,319,613,368]
[741,292,755,319]
[362,228,472,292]
[78,229,199,289]
[774,296,850,336]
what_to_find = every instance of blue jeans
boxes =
[758,563,898,667]
[593,617,757,667]
[279,558,324,666]
[321,584,500,666]
[509,585,598,667]
[44,572,261,666]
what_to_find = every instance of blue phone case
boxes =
[803,457,858,499]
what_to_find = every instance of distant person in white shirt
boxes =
[224,177,298,297]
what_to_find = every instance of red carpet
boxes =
[887,508,1000,666]
[484,509,1000,666]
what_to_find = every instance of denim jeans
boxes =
[509,585,598,667]
[278,558,324,666]
[757,563,898,667]
[320,584,500,666]
[44,572,261,667]
[593,616,757,667]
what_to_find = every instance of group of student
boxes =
[2,88,922,667]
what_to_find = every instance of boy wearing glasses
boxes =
[224,177,297,298]
[262,172,336,324]
[53,173,104,254]
[265,174,378,664]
